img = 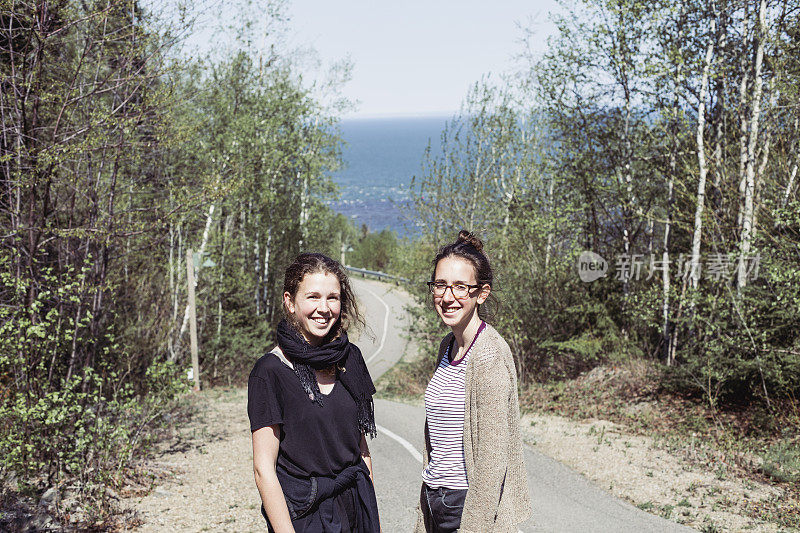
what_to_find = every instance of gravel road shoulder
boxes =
[124,387,788,532]
[521,413,784,532]
[121,388,262,532]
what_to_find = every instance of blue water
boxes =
[329,116,448,236]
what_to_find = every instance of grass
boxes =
[374,356,433,399]
[743,494,800,529]
[761,441,800,483]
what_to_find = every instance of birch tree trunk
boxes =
[663,3,687,365]
[690,15,717,289]
[263,226,272,316]
[497,122,521,261]
[784,161,798,208]
[752,81,778,233]
[215,214,232,379]
[620,94,634,297]
[254,229,260,315]
[173,224,184,324]
[738,0,767,291]
[611,4,637,300]
[544,173,555,272]
[299,171,309,249]
[663,172,675,364]
[711,7,727,195]
[467,138,484,231]
[168,219,180,360]
[737,3,753,231]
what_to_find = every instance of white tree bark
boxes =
[756,81,777,182]
[782,117,799,208]
[663,176,674,365]
[544,172,555,272]
[467,137,484,231]
[738,0,767,291]
[215,214,232,378]
[712,8,727,193]
[299,171,309,249]
[168,219,176,360]
[620,93,634,296]
[254,230,260,315]
[663,3,686,365]
[751,82,778,234]
[784,161,798,208]
[496,121,521,262]
[689,16,717,289]
[737,4,753,230]
[263,226,272,317]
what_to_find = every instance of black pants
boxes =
[420,483,467,533]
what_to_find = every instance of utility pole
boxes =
[187,248,200,391]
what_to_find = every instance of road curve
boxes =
[351,276,696,533]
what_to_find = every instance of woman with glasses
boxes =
[414,230,531,533]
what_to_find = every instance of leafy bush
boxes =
[375,357,435,399]
[349,229,399,272]
[661,237,800,406]
[0,257,188,524]
[0,360,187,523]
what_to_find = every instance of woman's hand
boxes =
[252,425,296,533]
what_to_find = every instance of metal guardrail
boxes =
[345,266,410,284]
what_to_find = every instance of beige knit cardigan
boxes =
[414,323,532,533]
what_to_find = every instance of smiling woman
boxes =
[247,253,381,532]
[415,230,531,533]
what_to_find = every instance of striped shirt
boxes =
[422,322,486,489]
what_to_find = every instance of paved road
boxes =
[351,277,695,533]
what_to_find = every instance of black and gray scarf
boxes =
[276,319,377,439]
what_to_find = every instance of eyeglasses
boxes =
[426,281,482,299]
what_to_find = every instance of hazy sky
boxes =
[286,0,561,118]
[177,0,562,118]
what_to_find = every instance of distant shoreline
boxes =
[330,115,447,235]
[341,112,454,121]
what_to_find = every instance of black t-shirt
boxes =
[247,352,363,478]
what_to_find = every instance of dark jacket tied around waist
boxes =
[262,461,380,533]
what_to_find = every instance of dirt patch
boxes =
[120,388,263,532]
[521,413,786,532]
[520,360,800,531]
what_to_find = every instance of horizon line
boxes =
[342,110,456,120]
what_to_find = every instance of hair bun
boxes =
[456,229,483,252]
